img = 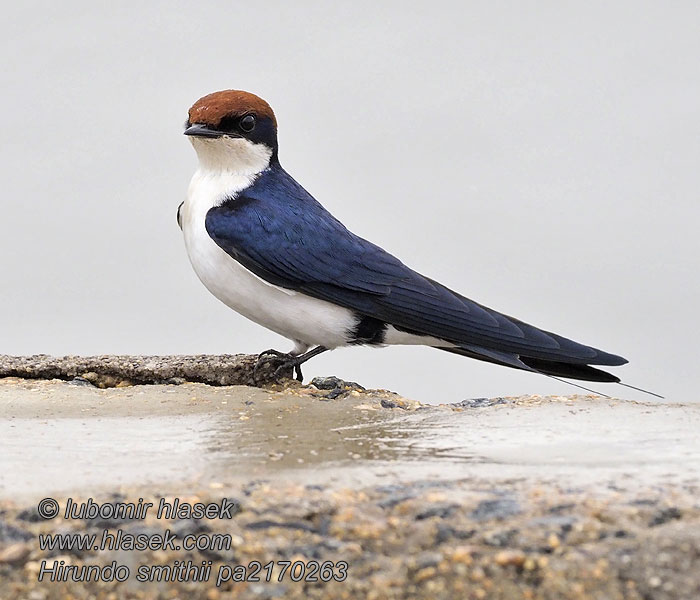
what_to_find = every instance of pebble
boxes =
[449,546,474,565]
[471,498,522,521]
[414,566,437,582]
[649,506,682,527]
[494,550,526,567]
[0,543,30,565]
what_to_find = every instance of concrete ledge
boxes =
[0,353,292,387]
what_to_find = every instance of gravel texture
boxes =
[1,481,698,600]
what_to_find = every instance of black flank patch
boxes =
[350,314,387,345]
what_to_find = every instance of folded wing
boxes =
[205,166,627,381]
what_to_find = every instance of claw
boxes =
[252,346,329,385]
[270,356,304,380]
[253,349,294,384]
[257,348,288,360]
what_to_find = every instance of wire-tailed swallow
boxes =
[179,89,632,390]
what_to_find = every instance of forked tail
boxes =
[438,345,664,399]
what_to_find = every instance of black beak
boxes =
[184,123,227,138]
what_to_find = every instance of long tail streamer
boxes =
[617,382,665,399]
[543,375,612,398]
[541,374,664,400]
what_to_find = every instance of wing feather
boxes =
[205,166,627,367]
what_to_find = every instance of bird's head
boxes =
[185,90,278,174]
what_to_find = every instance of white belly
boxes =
[181,169,358,351]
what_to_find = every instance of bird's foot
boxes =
[253,349,303,383]
[256,348,290,361]
[253,346,330,384]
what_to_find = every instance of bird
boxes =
[178,89,645,395]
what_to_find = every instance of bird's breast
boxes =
[180,169,358,350]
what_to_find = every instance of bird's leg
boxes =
[253,346,329,383]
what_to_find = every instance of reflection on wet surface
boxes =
[2,415,213,493]
[2,379,699,498]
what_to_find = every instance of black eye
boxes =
[239,114,256,132]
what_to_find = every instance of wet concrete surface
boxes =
[1,372,699,599]
[2,379,698,498]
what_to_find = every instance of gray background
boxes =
[2,1,697,403]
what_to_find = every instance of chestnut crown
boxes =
[185,90,278,155]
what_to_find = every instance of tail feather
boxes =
[438,345,664,398]
[518,356,619,383]
[438,345,619,382]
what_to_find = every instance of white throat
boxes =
[190,136,272,175]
